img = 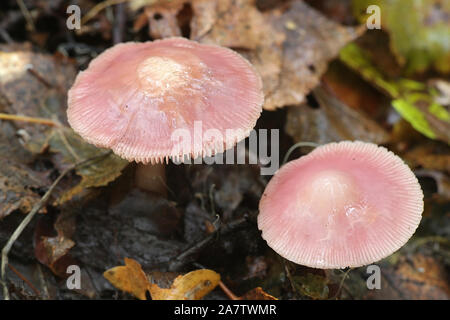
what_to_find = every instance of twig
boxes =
[208,184,216,216]
[8,264,40,297]
[219,281,242,300]
[192,262,240,300]
[169,213,255,271]
[328,268,352,300]
[57,129,81,162]
[36,263,49,300]
[113,2,127,44]
[0,113,59,127]
[219,281,240,300]
[81,0,130,26]
[16,0,35,31]
[26,67,52,88]
[283,260,297,295]
[0,27,13,43]
[1,152,111,300]
[282,142,320,165]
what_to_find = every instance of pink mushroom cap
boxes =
[258,141,424,269]
[67,37,263,164]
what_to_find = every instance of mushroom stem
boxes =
[135,163,167,196]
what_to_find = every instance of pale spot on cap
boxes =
[67,37,264,164]
[137,57,189,96]
[258,141,424,269]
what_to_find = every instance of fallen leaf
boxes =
[34,210,79,278]
[285,86,390,145]
[404,144,450,174]
[195,0,362,110]
[130,0,362,110]
[0,43,76,153]
[104,258,220,300]
[144,1,185,39]
[322,60,390,119]
[149,269,220,300]
[104,258,151,300]
[0,125,49,218]
[261,1,363,110]
[366,254,450,300]
[340,43,450,144]
[0,162,45,219]
[48,127,128,204]
[353,0,450,74]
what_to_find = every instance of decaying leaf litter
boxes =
[0,0,449,300]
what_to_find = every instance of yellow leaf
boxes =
[103,258,151,300]
[150,269,220,300]
[104,258,220,300]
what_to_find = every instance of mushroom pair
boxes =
[67,38,423,269]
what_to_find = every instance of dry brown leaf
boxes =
[366,254,450,300]
[34,209,78,277]
[0,43,76,153]
[0,122,50,218]
[191,0,284,111]
[130,0,361,110]
[405,144,450,174]
[143,1,185,39]
[0,158,48,219]
[285,87,390,145]
[192,0,363,110]
[260,1,363,110]
[104,258,220,300]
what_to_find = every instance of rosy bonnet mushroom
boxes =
[258,141,424,269]
[67,37,264,194]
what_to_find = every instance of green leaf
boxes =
[48,127,128,204]
[352,0,450,74]
[340,43,450,143]
[391,99,436,139]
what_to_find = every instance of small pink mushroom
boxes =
[258,141,424,269]
[67,37,263,194]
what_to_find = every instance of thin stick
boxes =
[1,152,111,300]
[0,27,13,43]
[282,141,320,165]
[16,0,35,31]
[328,268,352,300]
[8,264,40,297]
[192,262,240,300]
[26,67,52,88]
[169,213,255,271]
[219,281,240,300]
[0,113,59,127]
[113,2,127,44]
[81,0,130,25]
